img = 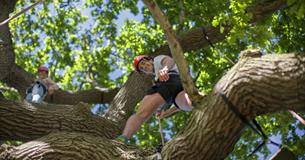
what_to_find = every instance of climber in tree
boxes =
[118,55,193,142]
[26,66,59,103]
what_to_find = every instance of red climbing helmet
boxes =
[133,55,152,72]
[38,66,49,74]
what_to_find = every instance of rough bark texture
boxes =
[2,64,35,98]
[0,100,119,142]
[0,132,153,160]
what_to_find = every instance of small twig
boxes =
[0,0,44,26]
[289,110,305,126]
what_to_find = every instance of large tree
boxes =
[0,0,305,159]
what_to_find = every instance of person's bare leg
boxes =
[122,93,165,138]
[175,90,192,111]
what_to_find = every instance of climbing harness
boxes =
[217,90,281,157]
[0,0,44,27]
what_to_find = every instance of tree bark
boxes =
[0,132,153,160]
[0,100,119,142]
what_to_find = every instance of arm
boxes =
[158,56,176,82]
[45,78,59,95]
[160,56,175,70]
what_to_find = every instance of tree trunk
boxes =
[0,0,17,80]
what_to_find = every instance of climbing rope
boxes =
[0,0,44,27]
[154,109,166,160]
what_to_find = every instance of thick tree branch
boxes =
[162,52,305,160]
[153,0,287,56]
[143,0,202,105]
[2,64,119,104]
[0,132,153,160]
[2,64,35,98]
[0,100,119,142]
[44,88,119,105]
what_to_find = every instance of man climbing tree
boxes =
[118,55,193,143]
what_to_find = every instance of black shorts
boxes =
[146,74,183,107]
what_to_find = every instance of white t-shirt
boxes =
[153,55,179,81]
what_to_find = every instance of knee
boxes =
[179,105,193,111]
[142,94,155,103]
[136,94,164,120]
[136,110,152,121]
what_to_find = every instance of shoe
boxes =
[116,135,130,144]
